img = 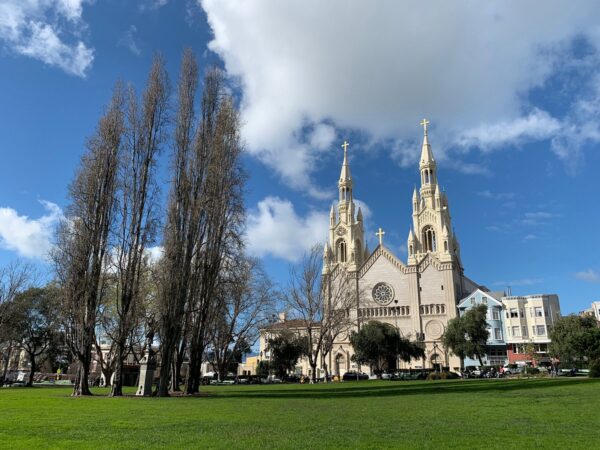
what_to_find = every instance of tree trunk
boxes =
[110,343,124,397]
[477,355,484,367]
[27,353,35,387]
[72,361,92,396]
[157,341,173,397]
[310,362,317,384]
[2,346,12,383]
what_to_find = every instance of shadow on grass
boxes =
[199,378,599,400]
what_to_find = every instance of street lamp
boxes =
[432,341,441,373]
[394,300,400,372]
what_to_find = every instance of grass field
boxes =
[1,378,599,449]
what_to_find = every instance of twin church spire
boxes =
[324,120,461,274]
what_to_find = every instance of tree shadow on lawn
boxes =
[203,378,599,401]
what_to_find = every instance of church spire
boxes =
[419,118,437,196]
[337,140,355,226]
[339,140,352,185]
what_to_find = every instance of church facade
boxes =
[322,121,479,375]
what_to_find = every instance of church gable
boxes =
[359,249,412,306]
[359,245,406,278]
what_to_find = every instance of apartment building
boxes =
[502,294,561,366]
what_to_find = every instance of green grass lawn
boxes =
[1,378,599,449]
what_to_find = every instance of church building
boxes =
[322,120,480,375]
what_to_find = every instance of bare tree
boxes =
[184,70,245,395]
[53,84,124,396]
[157,49,199,396]
[109,56,168,397]
[284,245,358,383]
[209,257,275,381]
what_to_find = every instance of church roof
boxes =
[261,319,320,331]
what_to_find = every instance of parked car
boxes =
[342,371,369,381]
[502,364,524,375]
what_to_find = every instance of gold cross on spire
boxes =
[341,140,349,155]
[420,118,430,136]
[376,227,385,246]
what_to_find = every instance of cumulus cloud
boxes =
[0,0,93,77]
[0,201,63,260]
[246,196,329,261]
[575,269,600,283]
[201,0,600,193]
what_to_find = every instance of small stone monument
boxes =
[136,331,156,397]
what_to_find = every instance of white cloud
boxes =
[245,196,328,261]
[493,278,543,287]
[0,0,93,77]
[575,269,600,283]
[522,234,537,242]
[146,245,163,264]
[139,0,169,12]
[477,190,515,201]
[201,0,600,192]
[0,200,63,260]
[456,109,562,151]
[118,25,141,56]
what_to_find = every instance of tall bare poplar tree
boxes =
[109,57,168,397]
[157,49,198,396]
[184,72,245,394]
[54,86,124,396]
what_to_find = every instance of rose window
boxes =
[372,283,394,305]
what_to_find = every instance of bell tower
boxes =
[407,120,461,266]
[323,141,366,273]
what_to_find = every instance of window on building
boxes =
[535,307,543,317]
[482,297,487,304]
[470,298,475,305]
[510,308,518,318]
[519,308,525,317]
[494,328,502,340]
[536,325,546,335]
[422,226,437,252]
[522,326,528,337]
[337,239,347,263]
[512,326,520,337]
[492,310,500,320]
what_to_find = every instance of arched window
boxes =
[337,239,347,263]
[422,226,437,252]
[409,245,413,255]
[444,241,448,251]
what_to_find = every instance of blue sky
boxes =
[0,1,599,314]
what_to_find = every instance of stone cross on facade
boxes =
[376,227,385,246]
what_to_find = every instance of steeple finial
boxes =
[419,119,435,167]
[339,140,352,184]
[420,118,430,136]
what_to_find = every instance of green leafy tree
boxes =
[549,314,600,370]
[267,330,305,378]
[350,321,424,373]
[10,288,58,386]
[442,304,489,366]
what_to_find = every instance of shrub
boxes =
[523,367,540,375]
[589,360,600,378]
[426,372,448,380]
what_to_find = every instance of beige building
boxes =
[580,301,600,323]
[258,122,485,377]
[502,294,561,365]
[259,315,321,378]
